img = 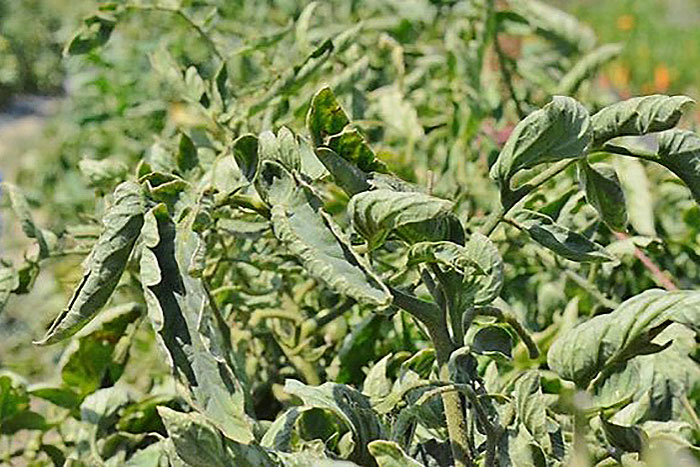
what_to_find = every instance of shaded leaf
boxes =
[65,12,117,56]
[613,157,656,236]
[284,379,384,465]
[233,134,259,183]
[601,417,648,453]
[512,210,613,262]
[177,133,199,174]
[36,181,145,345]
[473,325,513,358]
[579,161,627,231]
[654,129,700,204]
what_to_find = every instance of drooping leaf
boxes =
[556,44,622,95]
[315,147,370,196]
[78,158,128,190]
[284,379,384,465]
[348,189,455,249]
[3,183,49,259]
[140,203,256,443]
[653,129,700,204]
[511,210,613,262]
[490,97,591,190]
[158,407,274,467]
[612,157,656,236]
[64,12,117,56]
[591,95,694,146]
[579,161,628,231]
[255,161,391,307]
[547,289,700,388]
[327,128,386,173]
[368,440,424,467]
[0,267,19,314]
[307,86,350,147]
[36,181,146,345]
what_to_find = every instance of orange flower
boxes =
[654,64,671,92]
[617,14,635,31]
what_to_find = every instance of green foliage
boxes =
[1,1,700,466]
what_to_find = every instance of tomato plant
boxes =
[1,1,699,466]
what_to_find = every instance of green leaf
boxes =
[407,241,483,275]
[233,134,259,183]
[472,325,513,358]
[490,96,591,189]
[579,161,628,231]
[140,203,256,443]
[510,0,596,52]
[256,161,391,307]
[28,384,81,412]
[177,133,199,174]
[654,129,700,204]
[3,183,49,259]
[59,302,142,395]
[0,267,19,314]
[117,394,177,434]
[284,379,384,465]
[65,12,117,56]
[0,373,29,423]
[307,86,350,147]
[612,157,656,236]
[315,147,370,196]
[462,233,504,305]
[514,372,548,447]
[348,189,455,249]
[556,44,623,95]
[511,210,613,262]
[79,158,128,190]
[327,128,386,173]
[158,407,274,467]
[591,95,694,146]
[36,181,146,345]
[368,440,424,467]
[547,289,700,388]
[601,417,648,453]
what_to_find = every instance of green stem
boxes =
[124,4,224,61]
[390,288,471,467]
[482,159,578,236]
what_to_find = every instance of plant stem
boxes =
[482,159,577,237]
[124,4,224,61]
[390,288,471,466]
[613,232,677,290]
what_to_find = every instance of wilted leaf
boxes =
[3,183,49,259]
[256,161,391,306]
[548,289,700,388]
[368,440,424,467]
[512,210,613,262]
[653,129,700,204]
[490,97,591,190]
[158,407,273,467]
[64,13,117,56]
[348,189,455,249]
[284,379,384,465]
[140,203,256,443]
[579,161,627,231]
[36,181,145,345]
[591,95,694,146]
